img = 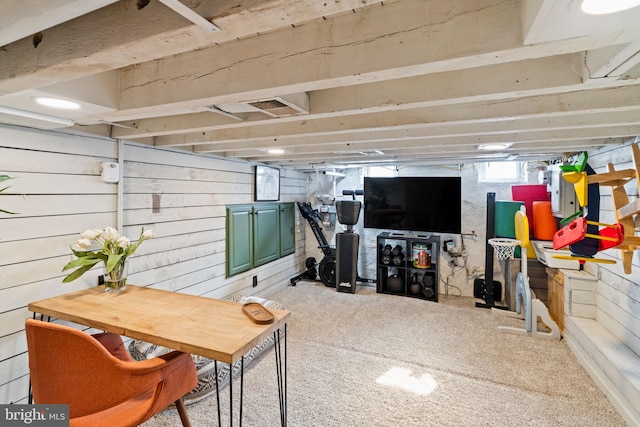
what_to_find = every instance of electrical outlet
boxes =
[252,275,258,287]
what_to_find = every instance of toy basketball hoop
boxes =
[488,238,521,261]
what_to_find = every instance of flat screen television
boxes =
[363,176,461,234]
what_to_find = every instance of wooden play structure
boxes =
[491,207,561,340]
[552,144,640,274]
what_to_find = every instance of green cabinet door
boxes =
[253,204,280,267]
[226,202,297,277]
[226,205,254,277]
[279,202,296,256]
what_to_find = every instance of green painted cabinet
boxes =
[226,202,295,277]
[279,202,296,257]
[226,205,254,277]
[254,203,280,267]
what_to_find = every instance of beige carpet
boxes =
[142,282,626,426]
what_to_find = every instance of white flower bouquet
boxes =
[62,227,154,283]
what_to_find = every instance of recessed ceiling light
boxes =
[477,143,513,151]
[33,97,81,110]
[267,148,285,154]
[581,0,640,14]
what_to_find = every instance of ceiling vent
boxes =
[248,93,309,117]
[248,99,299,117]
[216,93,309,118]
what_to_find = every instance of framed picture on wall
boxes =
[255,165,280,201]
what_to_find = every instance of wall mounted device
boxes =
[443,240,455,254]
[101,162,120,183]
[549,165,577,218]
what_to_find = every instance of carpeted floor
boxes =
[142,282,626,426]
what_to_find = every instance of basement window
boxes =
[365,166,396,177]
[478,161,526,183]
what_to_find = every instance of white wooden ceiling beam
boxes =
[0,0,382,95]
[587,41,640,78]
[2,0,640,167]
[114,0,633,119]
[243,139,617,165]
[114,0,524,113]
[158,0,221,32]
[155,84,640,147]
[110,54,584,138]
[196,109,640,155]
[215,121,640,159]
[0,0,119,47]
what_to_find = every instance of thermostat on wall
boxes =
[101,162,120,183]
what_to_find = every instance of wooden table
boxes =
[28,285,291,426]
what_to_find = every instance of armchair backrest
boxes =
[25,319,160,419]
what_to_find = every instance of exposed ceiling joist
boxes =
[1,0,640,169]
[158,0,221,32]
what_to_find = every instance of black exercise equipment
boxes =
[335,190,376,293]
[290,201,337,287]
[290,190,376,291]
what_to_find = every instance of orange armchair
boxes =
[25,319,197,427]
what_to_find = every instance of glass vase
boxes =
[104,258,128,293]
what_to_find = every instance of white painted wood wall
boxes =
[586,139,640,356]
[0,124,307,404]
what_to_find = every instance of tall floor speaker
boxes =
[336,232,359,293]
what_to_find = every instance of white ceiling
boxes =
[1,0,640,170]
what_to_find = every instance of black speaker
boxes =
[336,232,359,293]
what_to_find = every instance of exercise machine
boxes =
[290,190,375,290]
[290,201,337,287]
[335,190,376,293]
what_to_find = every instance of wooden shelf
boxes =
[376,232,440,302]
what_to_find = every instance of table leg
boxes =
[274,325,287,426]
[239,356,244,426]
[215,361,221,426]
[213,325,287,427]
[229,363,232,427]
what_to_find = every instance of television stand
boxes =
[389,232,433,239]
[376,232,439,302]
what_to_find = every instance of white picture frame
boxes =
[255,165,280,201]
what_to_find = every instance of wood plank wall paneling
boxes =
[587,139,640,357]
[0,125,307,404]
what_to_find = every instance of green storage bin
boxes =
[494,201,524,238]
[494,200,524,258]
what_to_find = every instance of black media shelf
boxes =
[376,232,440,302]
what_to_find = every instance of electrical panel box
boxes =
[549,166,578,219]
